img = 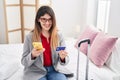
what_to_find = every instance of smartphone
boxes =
[56,47,66,51]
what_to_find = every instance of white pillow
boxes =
[0,61,20,80]
[105,38,120,73]
[0,58,5,67]
[0,44,22,79]
[0,44,23,59]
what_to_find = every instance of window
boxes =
[96,0,111,33]
[4,0,51,43]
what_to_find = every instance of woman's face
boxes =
[38,13,52,32]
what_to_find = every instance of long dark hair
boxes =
[32,6,58,49]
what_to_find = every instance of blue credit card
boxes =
[56,47,66,51]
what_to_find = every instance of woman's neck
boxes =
[42,30,50,39]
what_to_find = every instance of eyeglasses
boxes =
[40,18,52,23]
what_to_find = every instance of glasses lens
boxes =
[40,18,52,23]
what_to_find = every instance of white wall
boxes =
[52,0,98,38]
[0,0,7,44]
[52,0,82,38]
[80,0,98,33]
[108,0,120,37]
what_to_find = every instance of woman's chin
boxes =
[44,28,50,31]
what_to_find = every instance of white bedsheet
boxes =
[7,64,24,80]
[2,38,120,80]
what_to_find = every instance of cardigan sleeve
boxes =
[21,33,36,67]
[58,32,69,65]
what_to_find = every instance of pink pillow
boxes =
[89,32,118,67]
[75,25,100,55]
[105,38,120,73]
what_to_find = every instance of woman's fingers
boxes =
[59,50,68,59]
[32,48,45,58]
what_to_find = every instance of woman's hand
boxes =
[31,48,45,59]
[58,50,68,60]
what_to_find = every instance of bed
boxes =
[0,37,120,80]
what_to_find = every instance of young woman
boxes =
[21,6,70,80]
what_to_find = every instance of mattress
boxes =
[7,64,24,80]
[5,38,120,80]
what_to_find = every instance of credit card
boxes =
[56,47,66,51]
